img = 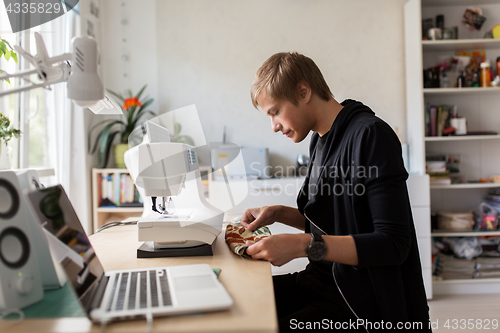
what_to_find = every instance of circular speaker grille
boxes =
[0,227,30,269]
[0,179,20,219]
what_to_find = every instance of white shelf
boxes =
[432,230,500,237]
[96,207,144,213]
[423,0,500,7]
[94,168,128,173]
[423,87,500,94]
[422,38,500,51]
[430,183,500,189]
[425,135,500,142]
[433,278,500,285]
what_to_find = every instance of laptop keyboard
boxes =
[106,269,171,312]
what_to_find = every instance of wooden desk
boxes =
[2,225,278,333]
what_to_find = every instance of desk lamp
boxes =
[0,32,121,115]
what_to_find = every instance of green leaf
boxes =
[4,49,10,61]
[106,89,125,103]
[131,110,155,129]
[132,99,154,123]
[96,123,118,165]
[138,98,154,113]
[0,69,9,84]
[1,39,14,50]
[99,131,120,168]
[89,120,124,154]
[11,51,17,63]
[135,84,147,100]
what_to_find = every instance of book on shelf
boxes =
[429,177,451,185]
[427,171,451,185]
[425,104,458,137]
[475,257,500,279]
[435,253,476,280]
[98,171,143,208]
[435,253,500,280]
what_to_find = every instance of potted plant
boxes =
[0,113,21,169]
[89,84,155,168]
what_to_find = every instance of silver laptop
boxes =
[26,185,233,323]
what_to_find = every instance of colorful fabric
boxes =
[225,224,271,258]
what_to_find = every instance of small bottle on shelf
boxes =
[472,68,480,87]
[480,62,491,87]
[456,71,465,88]
[441,72,450,88]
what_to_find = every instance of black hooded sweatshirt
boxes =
[297,99,431,331]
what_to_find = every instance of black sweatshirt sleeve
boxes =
[351,121,412,267]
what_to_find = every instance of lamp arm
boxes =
[0,62,71,98]
[0,69,38,80]
[47,53,72,65]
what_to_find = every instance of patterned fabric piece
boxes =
[225,224,271,258]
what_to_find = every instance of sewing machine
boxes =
[124,121,224,258]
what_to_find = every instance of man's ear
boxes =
[297,82,312,103]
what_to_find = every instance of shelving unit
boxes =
[425,134,500,141]
[431,183,500,189]
[423,87,500,94]
[422,38,500,51]
[91,168,143,233]
[432,230,500,237]
[433,278,500,285]
[405,0,500,296]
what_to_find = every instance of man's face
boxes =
[256,89,313,143]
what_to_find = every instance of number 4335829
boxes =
[5,2,63,14]
[443,319,498,330]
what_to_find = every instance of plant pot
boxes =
[114,143,129,169]
[0,143,12,170]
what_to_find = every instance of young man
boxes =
[242,52,431,332]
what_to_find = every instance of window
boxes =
[0,8,79,185]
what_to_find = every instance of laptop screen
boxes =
[27,185,105,305]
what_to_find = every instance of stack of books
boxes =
[98,172,143,207]
[426,154,455,185]
[475,257,500,279]
[428,171,451,185]
[425,104,454,137]
[435,253,476,280]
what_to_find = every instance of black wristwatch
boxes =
[307,233,326,262]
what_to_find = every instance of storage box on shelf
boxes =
[92,168,143,233]
[405,0,500,295]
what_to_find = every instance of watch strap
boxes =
[312,232,324,243]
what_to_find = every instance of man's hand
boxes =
[245,233,310,266]
[241,206,279,231]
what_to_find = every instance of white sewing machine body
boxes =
[124,121,224,257]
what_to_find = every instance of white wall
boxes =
[101,0,159,113]
[101,0,407,170]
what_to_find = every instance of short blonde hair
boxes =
[250,52,333,109]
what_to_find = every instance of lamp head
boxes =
[66,36,104,107]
